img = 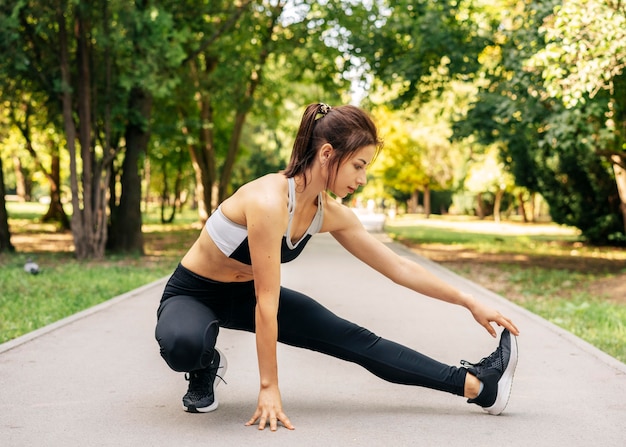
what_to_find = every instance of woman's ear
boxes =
[319,143,333,164]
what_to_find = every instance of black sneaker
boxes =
[461,329,518,415]
[182,348,227,413]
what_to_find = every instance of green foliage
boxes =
[529,0,626,108]
[457,0,625,245]
[4,0,625,250]
[536,106,622,240]
[368,79,476,206]
[464,144,515,194]
[147,0,358,212]
[348,0,494,106]
[1,0,186,130]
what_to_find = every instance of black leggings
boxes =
[155,264,467,397]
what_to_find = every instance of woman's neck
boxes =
[292,173,325,207]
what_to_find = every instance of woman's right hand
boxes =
[245,385,295,431]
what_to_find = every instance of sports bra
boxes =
[205,177,324,264]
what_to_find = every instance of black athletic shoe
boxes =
[461,329,518,415]
[182,348,227,413]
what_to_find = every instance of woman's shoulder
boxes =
[237,173,287,200]
[320,195,362,233]
[221,173,288,219]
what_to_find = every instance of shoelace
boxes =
[185,366,227,392]
[460,346,503,373]
[211,362,227,386]
[185,372,226,392]
[213,371,227,387]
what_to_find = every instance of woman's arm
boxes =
[242,186,295,431]
[329,204,519,337]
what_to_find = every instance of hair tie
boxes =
[319,103,332,116]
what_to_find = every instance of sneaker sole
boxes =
[183,348,228,413]
[484,334,518,415]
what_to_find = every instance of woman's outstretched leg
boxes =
[276,287,518,413]
[275,287,467,396]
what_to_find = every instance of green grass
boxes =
[0,202,196,344]
[386,215,626,363]
[386,215,584,256]
[449,263,626,363]
[0,254,178,342]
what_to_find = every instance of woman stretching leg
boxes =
[155,103,519,431]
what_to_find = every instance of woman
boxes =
[155,103,520,432]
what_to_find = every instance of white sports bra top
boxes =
[205,177,324,264]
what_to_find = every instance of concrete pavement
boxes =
[1,233,625,446]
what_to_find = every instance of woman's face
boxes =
[328,144,376,198]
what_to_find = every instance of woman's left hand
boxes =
[467,296,520,337]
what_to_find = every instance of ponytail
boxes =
[284,103,381,187]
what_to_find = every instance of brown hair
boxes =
[283,103,382,187]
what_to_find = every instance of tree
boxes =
[108,0,187,253]
[161,0,358,220]
[148,138,193,224]
[0,156,14,253]
[0,28,69,228]
[368,63,477,216]
[373,105,430,213]
[1,0,187,258]
[1,0,371,259]
[464,144,515,222]
[6,96,69,229]
[343,0,512,217]
[529,0,626,239]
[0,105,12,252]
[458,0,624,244]
[348,0,494,107]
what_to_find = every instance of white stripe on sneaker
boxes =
[484,334,518,415]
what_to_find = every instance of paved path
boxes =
[1,233,625,446]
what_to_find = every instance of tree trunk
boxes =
[59,3,108,259]
[611,154,626,235]
[187,91,216,221]
[41,144,70,229]
[159,155,184,224]
[12,156,30,201]
[76,9,98,258]
[517,192,528,223]
[143,157,151,213]
[160,159,171,223]
[58,3,85,257]
[407,190,418,214]
[493,189,504,223]
[423,184,431,218]
[218,110,247,203]
[108,87,152,254]
[0,157,15,253]
[476,193,486,219]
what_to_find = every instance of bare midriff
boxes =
[180,229,254,283]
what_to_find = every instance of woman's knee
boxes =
[155,297,220,372]
[156,325,206,372]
